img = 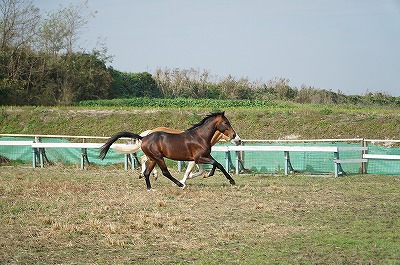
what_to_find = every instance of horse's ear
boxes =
[221,111,225,116]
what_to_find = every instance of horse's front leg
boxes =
[197,156,235,185]
[208,164,216,177]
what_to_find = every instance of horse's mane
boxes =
[186,112,224,131]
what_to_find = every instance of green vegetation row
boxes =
[78,97,400,113]
[78,97,286,109]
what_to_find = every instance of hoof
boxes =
[229,179,236,185]
[147,188,156,192]
[179,178,186,183]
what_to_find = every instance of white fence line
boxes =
[0,134,365,143]
[0,133,131,141]
[363,154,400,160]
[365,139,400,143]
[1,134,400,176]
[243,138,364,143]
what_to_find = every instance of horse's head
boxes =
[215,112,239,144]
[219,132,242,146]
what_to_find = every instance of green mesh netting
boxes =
[209,142,364,175]
[364,144,400,176]
[1,137,400,176]
[204,142,400,176]
[0,137,137,167]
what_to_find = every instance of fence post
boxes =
[32,147,36,168]
[334,151,345,177]
[82,138,92,169]
[34,136,45,168]
[81,138,86,170]
[130,154,135,170]
[124,154,129,170]
[225,150,230,172]
[284,151,294,175]
[334,151,339,177]
[32,136,41,168]
[235,151,239,175]
[361,139,367,174]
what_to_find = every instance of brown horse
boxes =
[139,127,241,184]
[100,112,238,190]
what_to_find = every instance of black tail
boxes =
[99,131,143,160]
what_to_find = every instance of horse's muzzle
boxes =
[230,133,242,146]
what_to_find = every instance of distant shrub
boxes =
[77,97,275,109]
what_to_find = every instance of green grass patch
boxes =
[2,104,400,140]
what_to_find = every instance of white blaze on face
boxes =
[230,134,242,146]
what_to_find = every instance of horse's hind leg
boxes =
[140,155,158,180]
[157,159,185,188]
[143,159,157,190]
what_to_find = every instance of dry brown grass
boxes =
[1,166,399,264]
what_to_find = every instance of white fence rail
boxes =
[1,134,400,176]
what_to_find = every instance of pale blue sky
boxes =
[35,0,400,96]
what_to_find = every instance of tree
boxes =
[37,0,94,55]
[58,52,111,104]
[37,9,66,55]
[0,0,40,50]
[0,0,112,106]
[109,69,160,98]
[0,0,40,105]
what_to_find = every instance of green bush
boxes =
[109,69,160,98]
[77,97,275,109]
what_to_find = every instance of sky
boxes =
[35,0,400,96]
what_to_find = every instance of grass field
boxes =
[0,166,399,264]
[2,104,400,140]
